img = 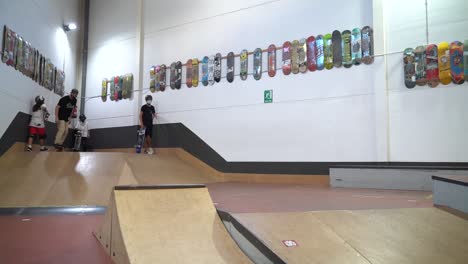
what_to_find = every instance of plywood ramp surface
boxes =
[234,208,468,264]
[95,186,252,264]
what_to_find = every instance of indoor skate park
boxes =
[0,0,467,263]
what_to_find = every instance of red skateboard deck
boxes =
[426,44,439,88]
[268,44,276,77]
[282,41,292,75]
[306,36,317,72]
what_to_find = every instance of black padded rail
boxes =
[0,206,106,216]
[115,184,206,190]
[217,210,286,264]
[332,163,468,171]
[432,175,468,187]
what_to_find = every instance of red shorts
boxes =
[29,126,46,137]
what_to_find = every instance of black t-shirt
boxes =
[57,96,77,121]
[141,104,155,126]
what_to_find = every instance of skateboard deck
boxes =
[298,38,307,73]
[21,41,29,75]
[438,42,451,85]
[316,35,325,70]
[39,55,45,86]
[175,61,182,89]
[150,66,156,93]
[2,26,17,66]
[170,62,176,89]
[306,36,317,72]
[113,76,119,100]
[34,50,40,82]
[342,30,352,68]
[135,128,145,154]
[54,69,65,97]
[282,41,292,75]
[201,56,209,86]
[208,56,215,85]
[73,131,82,152]
[291,40,299,74]
[465,40,468,77]
[268,45,276,77]
[414,45,427,86]
[122,75,127,99]
[28,45,35,78]
[403,48,416,89]
[44,59,52,90]
[192,59,199,87]
[109,76,115,101]
[361,26,374,65]
[186,59,193,88]
[118,75,124,99]
[450,41,464,84]
[332,30,342,68]
[159,64,166,91]
[124,74,133,98]
[214,53,222,83]
[227,52,235,82]
[253,48,262,80]
[351,28,362,65]
[426,44,439,88]
[15,35,24,72]
[240,49,248,80]
[324,33,333,70]
[154,65,161,92]
[102,79,108,102]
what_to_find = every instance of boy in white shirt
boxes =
[27,96,50,152]
[74,114,89,151]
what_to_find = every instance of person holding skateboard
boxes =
[54,88,78,151]
[140,95,156,155]
[73,114,90,152]
[26,95,50,152]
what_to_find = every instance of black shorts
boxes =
[144,125,153,138]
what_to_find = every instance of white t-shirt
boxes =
[74,120,89,138]
[29,104,48,128]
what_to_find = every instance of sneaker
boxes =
[147,148,154,155]
[26,146,32,152]
[40,147,48,152]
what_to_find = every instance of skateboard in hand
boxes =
[282,41,292,75]
[361,26,374,65]
[324,33,333,70]
[253,48,262,80]
[186,59,193,88]
[450,41,464,84]
[192,59,199,87]
[227,52,235,82]
[316,35,325,70]
[438,42,451,85]
[268,45,276,77]
[298,38,307,73]
[214,53,222,83]
[306,36,317,72]
[101,78,108,102]
[342,30,352,68]
[332,30,342,68]
[403,48,416,89]
[414,45,427,86]
[208,56,215,85]
[291,40,299,74]
[351,28,362,65]
[426,44,439,88]
[240,49,248,80]
[135,128,146,154]
[201,56,209,86]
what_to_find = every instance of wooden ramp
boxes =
[233,208,468,264]
[94,185,252,264]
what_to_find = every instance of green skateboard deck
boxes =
[414,45,427,86]
[109,76,115,101]
[342,30,352,68]
[361,26,374,65]
[102,79,108,102]
[351,28,362,65]
[324,33,333,70]
[192,59,199,87]
[291,40,299,74]
[332,30,342,68]
[403,48,416,89]
[240,50,248,80]
[15,35,24,72]
[253,48,262,80]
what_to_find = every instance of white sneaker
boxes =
[147,148,154,155]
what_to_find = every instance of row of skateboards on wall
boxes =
[404,40,467,88]
[2,26,65,96]
[101,74,134,102]
[148,26,374,92]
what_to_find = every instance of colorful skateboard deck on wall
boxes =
[214,53,222,83]
[2,26,17,66]
[34,50,40,82]
[159,64,167,91]
[414,45,427,86]
[342,30,352,68]
[298,38,307,73]
[438,42,451,85]
[291,40,299,74]
[253,48,262,80]
[21,41,30,76]
[44,59,52,90]
[154,65,161,91]
[268,45,276,77]
[113,76,119,100]
[201,56,209,86]
[464,40,468,77]
[316,35,325,70]
[149,66,156,93]
[426,44,439,88]
[208,56,215,85]
[55,70,65,97]
[306,36,317,72]
[227,52,235,82]
[170,62,176,89]
[324,33,333,70]
[351,28,362,65]
[118,75,124,99]
[192,59,199,87]
[282,41,292,75]
[15,35,24,72]
[361,26,374,65]
[403,48,416,89]
[126,74,133,98]
[450,41,464,84]
[109,76,115,101]
[101,78,108,102]
[175,61,182,89]
[332,30,342,68]
[240,50,248,80]
[122,75,127,99]
[186,59,193,88]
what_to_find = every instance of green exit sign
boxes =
[264,90,273,103]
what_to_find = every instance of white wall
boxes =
[0,0,83,136]
[85,0,468,163]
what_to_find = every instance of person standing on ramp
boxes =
[140,95,156,154]
[54,89,78,151]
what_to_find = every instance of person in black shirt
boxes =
[140,95,156,154]
[54,88,78,151]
